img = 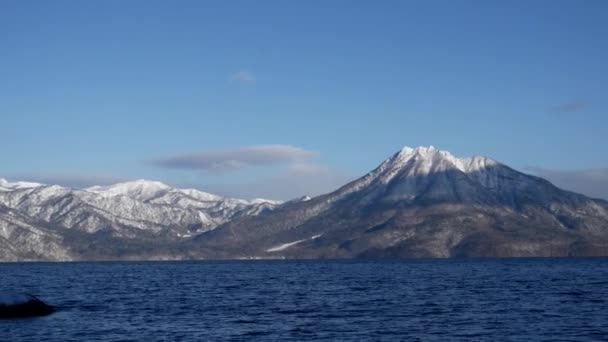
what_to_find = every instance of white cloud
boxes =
[231,70,255,84]
[152,144,354,200]
[152,145,318,172]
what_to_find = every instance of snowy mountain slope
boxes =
[0,179,282,260]
[0,180,280,235]
[2,146,608,261]
[0,185,206,235]
[0,204,71,261]
[196,146,608,258]
[85,180,281,226]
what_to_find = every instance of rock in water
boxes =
[0,292,54,318]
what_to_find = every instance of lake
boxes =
[2,259,608,341]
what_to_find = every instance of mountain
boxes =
[0,204,70,261]
[0,178,43,191]
[193,146,608,258]
[1,146,608,261]
[0,180,280,260]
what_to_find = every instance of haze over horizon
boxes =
[2,0,607,200]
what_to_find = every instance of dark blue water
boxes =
[2,259,608,341]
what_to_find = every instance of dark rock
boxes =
[0,293,55,319]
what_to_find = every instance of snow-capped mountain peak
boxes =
[391,145,451,165]
[0,178,44,190]
[328,146,509,205]
[85,179,172,200]
[200,146,608,261]
[84,179,263,204]
[387,146,499,176]
[381,145,459,179]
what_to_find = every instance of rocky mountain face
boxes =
[2,146,608,261]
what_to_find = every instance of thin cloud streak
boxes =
[527,167,608,200]
[152,145,318,172]
[554,100,590,113]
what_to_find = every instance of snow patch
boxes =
[177,188,223,202]
[249,198,283,205]
[266,234,322,252]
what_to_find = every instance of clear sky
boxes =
[1,0,607,200]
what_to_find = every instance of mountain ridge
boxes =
[194,146,608,258]
[1,146,607,261]
[0,179,281,260]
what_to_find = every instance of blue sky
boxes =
[1,0,607,200]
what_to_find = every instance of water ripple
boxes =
[1,259,608,341]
